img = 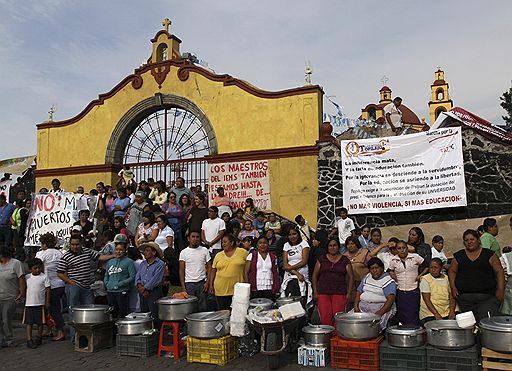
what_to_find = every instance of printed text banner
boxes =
[341,127,467,214]
[24,192,88,246]
[208,160,271,211]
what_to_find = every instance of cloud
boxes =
[0,0,511,160]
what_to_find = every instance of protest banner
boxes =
[341,127,467,214]
[208,160,272,210]
[24,192,88,246]
[0,179,11,200]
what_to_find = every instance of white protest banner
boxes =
[24,192,88,246]
[208,160,271,210]
[0,179,11,200]
[341,127,467,214]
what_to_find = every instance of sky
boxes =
[0,0,511,160]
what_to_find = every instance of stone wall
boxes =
[316,129,512,229]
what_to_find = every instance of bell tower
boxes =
[428,66,453,124]
[150,18,182,63]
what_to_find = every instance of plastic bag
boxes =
[46,313,56,328]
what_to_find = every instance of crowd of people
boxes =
[0,175,511,350]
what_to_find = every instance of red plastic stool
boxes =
[158,320,185,359]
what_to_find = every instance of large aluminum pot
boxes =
[186,310,231,339]
[479,316,512,353]
[302,324,334,347]
[157,296,198,321]
[70,304,113,324]
[276,296,301,307]
[424,320,475,350]
[116,313,153,335]
[386,325,426,348]
[335,312,381,341]
[249,298,274,311]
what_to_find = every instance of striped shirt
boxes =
[57,248,100,289]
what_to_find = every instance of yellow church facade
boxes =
[35,21,323,223]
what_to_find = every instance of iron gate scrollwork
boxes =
[123,106,211,187]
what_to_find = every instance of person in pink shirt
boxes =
[388,240,427,326]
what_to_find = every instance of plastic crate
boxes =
[330,335,383,370]
[380,339,427,371]
[426,345,481,371]
[187,335,238,365]
[298,344,329,367]
[116,333,159,357]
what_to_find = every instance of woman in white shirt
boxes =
[35,233,65,341]
[154,215,174,252]
[245,236,280,300]
[280,227,312,307]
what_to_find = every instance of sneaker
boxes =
[26,340,38,349]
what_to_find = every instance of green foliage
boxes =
[500,84,512,131]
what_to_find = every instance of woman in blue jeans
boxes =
[35,233,66,341]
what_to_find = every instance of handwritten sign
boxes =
[207,160,271,210]
[24,192,88,246]
[341,127,467,214]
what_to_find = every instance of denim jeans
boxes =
[0,299,16,345]
[65,284,93,340]
[50,286,65,330]
[107,291,129,319]
[185,280,208,312]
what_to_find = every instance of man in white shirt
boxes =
[383,97,403,134]
[331,207,355,253]
[179,231,212,311]
[201,206,225,255]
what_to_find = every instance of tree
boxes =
[500,83,512,132]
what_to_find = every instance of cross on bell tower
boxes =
[162,18,171,32]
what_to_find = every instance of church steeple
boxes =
[150,18,182,64]
[428,66,453,124]
[379,86,392,104]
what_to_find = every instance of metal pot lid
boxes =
[71,304,110,311]
[157,296,198,305]
[186,310,231,321]
[334,312,381,323]
[387,325,426,335]
[302,324,334,334]
[249,298,273,306]
[117,316,153,325]
[480,316,512,333]
[276,296,301,303]
[424,320,471,330]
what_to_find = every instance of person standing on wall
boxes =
[384,97,403,134]
[329,207,355,254]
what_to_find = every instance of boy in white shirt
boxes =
[201,206,225,255]
[24,258,50,349]
[431,235,449,270]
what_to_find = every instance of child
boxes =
[91,269,108,305]
[24,258,50,349]
[252,212,266,234]
[431,235,448,269]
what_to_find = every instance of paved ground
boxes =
[0,320,336,371]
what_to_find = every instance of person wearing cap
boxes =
[135,242,165,320]
[104,234,136,318]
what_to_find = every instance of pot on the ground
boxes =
[386,325,426,348]
[276,296,301,307]
[334,312,381,341]
[70,304,113,324]
[479,316,512,353]
[116,315,153,335]
[186,310,231,339]
[424,320,475,350]
[302,324,334,347]
[156,296,198,321]
[249,298,274,311]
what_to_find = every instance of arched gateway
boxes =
[106,94,217,186]
[35,20,322,224]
